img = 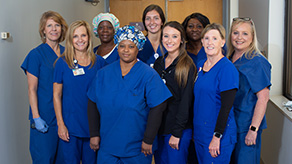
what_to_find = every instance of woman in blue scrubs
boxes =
[92,13,120,64]
[87,25,172,164]
[53,20,106,164]
[153,21,196,164]
[228,18,271,164]
[193,23,239,164]
[20,11,67,164]
[182,13,210,164]
[137,4,166,67]
[182,13,210,66]
[182,13,228,67]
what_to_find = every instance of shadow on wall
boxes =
[261,101,284,164]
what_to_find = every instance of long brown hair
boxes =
[142,4,165,32]
[162,21,196,87]
[62,20,96,68]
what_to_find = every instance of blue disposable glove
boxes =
[33,117,49,133]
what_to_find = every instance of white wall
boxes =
[261,0,287,163]
[267,0,285,96]
[0,0,104,163]
[229,0,239,25]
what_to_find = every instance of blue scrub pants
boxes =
[97,149,152,164]
[56,135,96,164]
[154,129,192,164]
[194,140,235,164]
[30,125,58,164]
[230,130,262,164]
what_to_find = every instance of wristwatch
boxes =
[249,125,258,132]
[213,132,222,139]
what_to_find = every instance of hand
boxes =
[245,130,257,146]
[90,136,100,151]
[141,141,153,156]
[169,135,180,150]
[209,136,220,158]
[33,117,49,133]
[58,124,69,142]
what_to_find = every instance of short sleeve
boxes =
[53,58,64,84]
[145,71,172,108]
[219,62,239,92]
[20,49,40,77]
[246,56,271,93]
[87,56,106,103]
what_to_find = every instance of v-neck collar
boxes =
[201,57,225,74]
[163,53,179,70]
[116,60,141,80]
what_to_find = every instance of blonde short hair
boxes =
[39,11,68,43]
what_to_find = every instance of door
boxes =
[109,0,223,28]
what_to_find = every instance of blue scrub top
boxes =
[193,57,239,146]
[21,43,65,126]
[53,55,106,138]
[187,47,206,67]
[187,44,227,67]
[232,53,271,133]
[87,60,172,157]
[93,45,119,64]
[137,36,166,67]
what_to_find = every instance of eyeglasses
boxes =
[233,17,251,21]
[233,17,253,25]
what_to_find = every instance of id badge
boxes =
[72,68,85,76]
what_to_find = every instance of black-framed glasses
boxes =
[233,17,253,25]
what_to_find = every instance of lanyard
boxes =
[73,59,78,69]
